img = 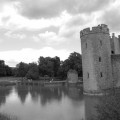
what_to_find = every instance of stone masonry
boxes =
[80,24,120,94]
[67,69,78,84]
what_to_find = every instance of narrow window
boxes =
[86,43,87,49]
[87,72,89,79]
[100,72,103,77]
[100,40,102,46]
[99,57,101,62]
[111,50,114,54]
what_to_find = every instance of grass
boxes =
[0,77,22,87]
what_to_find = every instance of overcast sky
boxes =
[0,0,119,67]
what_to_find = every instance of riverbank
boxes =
[0,77,22,87]
[0,77,83,87]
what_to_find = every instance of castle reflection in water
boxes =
[0,86,120,120]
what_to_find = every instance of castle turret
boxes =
[80,24,113,94]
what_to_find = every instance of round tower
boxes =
[80,24,113,95]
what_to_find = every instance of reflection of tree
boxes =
[29,87,64,105]
[29,87,40,103]
[67,86,83,100]
[0,112,18,120]
[28,86,69,105]
[40,87,63,105]
[15,86,29,104]
[0,87,12,106]
[16,86,84,106]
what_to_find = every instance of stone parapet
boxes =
[80,24,109,37]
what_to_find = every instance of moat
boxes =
[0,86,120,120]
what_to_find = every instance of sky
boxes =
[0,0,119,67]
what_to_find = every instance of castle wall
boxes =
[110,37,115,54]
[111,34,120,54]
[111,55,120,88]
[80,24,113,94]
[81,32,98,92]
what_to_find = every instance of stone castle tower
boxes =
[80,24,114,94]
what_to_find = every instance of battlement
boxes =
[80,24,109,37]
[111,33,120,39]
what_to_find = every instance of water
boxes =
[0,86,120,120]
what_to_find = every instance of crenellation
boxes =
[92,26,101,32]
[101,24,108,28]
[80,28,90,37]
[118,35,120,39]
[80,24,109,37]
[112,33,115,37]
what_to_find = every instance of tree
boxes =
[26,63,39,80]
[57,52,82,79]
[5,65,12,76]
[38,56,60,77]
[15,62,29,77]
[68,52,82,76]
[52,56,60,77]
[0,60,6,76]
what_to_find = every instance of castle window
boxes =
[100,40,102,46]
[100,72,103,77]
[99,57,101,62]
[86,43,87,49]
[87,72,89,79]
[111,50,114,54]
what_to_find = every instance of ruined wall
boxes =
[67,69,78,83]
[111,55,120,88]
[80,24,113,94]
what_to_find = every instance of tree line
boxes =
[0,52,82,80]
[0,60,13,76]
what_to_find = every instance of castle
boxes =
[80,24,120,95]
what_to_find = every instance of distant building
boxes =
[67,69,78,84]
[80,24,120,95]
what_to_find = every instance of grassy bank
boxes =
[0,77,22,87]
[0,77,22,82]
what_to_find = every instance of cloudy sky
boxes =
[0,0,119,67]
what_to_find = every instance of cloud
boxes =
[0,47,71,67]
[0,5,71,31]
[38,31,65,45]
[66,15,87,28]
[5,31,26,39]
[100,9,120,32]
[15,0,114,19]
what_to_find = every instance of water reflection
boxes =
[0,86,85,120]
[15,86,29,104]
[94,94,120,120]
[84,96,101,120]
[0,87,12,106]
[0,86,120,120]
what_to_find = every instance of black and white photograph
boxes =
[0,0,120,120]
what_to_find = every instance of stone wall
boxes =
[111,55,120,88]
[67,69,78,83]
[110,37,115,54]
[80,24,109,38]
[80,24,113,94]
[111,33,120,54]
